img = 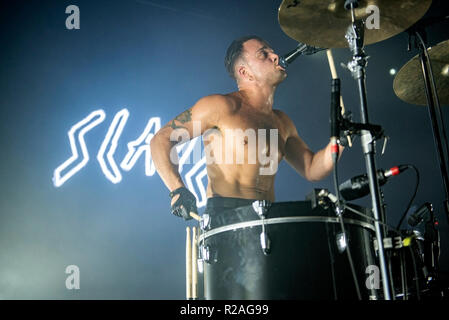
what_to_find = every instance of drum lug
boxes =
[336,232,347,253]
[199,244,216,264]
[260,231,271,255]
[200,213,211,230]
[252,200,272,217]
[199,244,210,263]
[197,258,204,274]
[252,200,272,255]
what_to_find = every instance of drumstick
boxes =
[190,212,200,221]
[326,49,352,147]
[186,227,192,300]
[191,227,198,300]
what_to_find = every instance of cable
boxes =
[396,164,420,230]
[332,150,362,300]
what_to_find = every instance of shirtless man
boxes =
[150,35,344,220]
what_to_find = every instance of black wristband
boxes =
[169,186,188,198]
[169,187,197,221]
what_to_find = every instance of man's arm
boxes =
[150,94,226,192]
[280,111,344,182]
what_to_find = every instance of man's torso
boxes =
[203,92,291,201]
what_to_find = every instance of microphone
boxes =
[339,165,409,201]
[330,78,341,159]
[408,202,433,227]
[279,42,326,69]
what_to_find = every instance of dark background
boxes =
[0,0,448,299]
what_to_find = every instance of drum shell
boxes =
[201,201,377,300]
[390,231,429,299]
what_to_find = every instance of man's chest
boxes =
[208,111,288,158]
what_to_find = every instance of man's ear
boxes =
[237,65,253,81]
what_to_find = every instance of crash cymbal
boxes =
[394,39,449,106]
[278,0,431,48]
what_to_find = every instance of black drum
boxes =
[198,200,378,300]
[389,230,430,299]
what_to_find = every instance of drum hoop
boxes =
[199,216,375,243]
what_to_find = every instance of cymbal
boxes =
[278,0,431,48]
[394,39,449,106]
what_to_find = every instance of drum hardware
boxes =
[197,254,204,274]
[331,171,363,300]
[199,215,376,240]
[252,200,272,255]
[393,20,449,223]
[310,188,400,236]
[335,232,347,253]
[197,213,211,272]
[311,184,363,299]
[198,244,210,265]
[251,200,271,216]
[200,243,218,264]
[199,213,210,231]
[338,1,392,299]
[306,188,329,209]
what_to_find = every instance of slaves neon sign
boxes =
[52,109,208,207]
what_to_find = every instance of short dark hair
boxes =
[224,35,270,80]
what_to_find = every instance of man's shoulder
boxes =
[273,109,293,124]
[273,109,297,136]
[196,93,235,109]
[195,93,239,114]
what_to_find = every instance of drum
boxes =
[198,200,378,300]
[389,230,430,299]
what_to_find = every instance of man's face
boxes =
[239,39,287,85]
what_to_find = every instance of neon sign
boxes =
[53,109,208,207]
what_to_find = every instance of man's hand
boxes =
[169,187,198,221]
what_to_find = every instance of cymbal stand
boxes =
[343,0,391,299]
[409,27,449,225]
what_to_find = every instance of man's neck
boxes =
[238,84,276,113]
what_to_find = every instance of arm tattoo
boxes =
[164,108,192,130]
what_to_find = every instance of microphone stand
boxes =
[343,1,392,299]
